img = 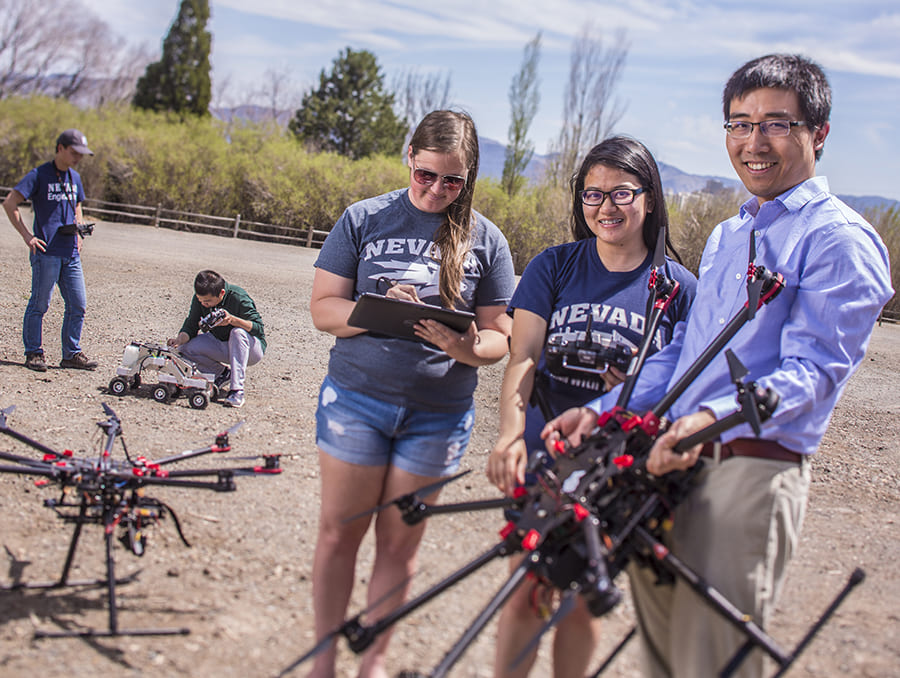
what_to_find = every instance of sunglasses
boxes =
[412,164,467,191]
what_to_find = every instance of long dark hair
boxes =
[409,110,480,308]
[570,135,682,263]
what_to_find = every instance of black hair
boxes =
[570,135,682,263]
[722,54,831,160]
[194,270,225,297]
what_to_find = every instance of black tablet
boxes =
[347,293,475,341]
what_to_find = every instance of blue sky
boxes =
[84,1,900,200]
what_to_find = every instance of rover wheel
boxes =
[108,377,129,396]
[210,384,220,402]
[189,390,209,410]
[152,385,170,403]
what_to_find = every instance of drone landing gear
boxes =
[623,525,865,678]
[3,499,190,639]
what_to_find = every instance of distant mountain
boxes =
[838,195,900,213]
[477,138,899,209]
[477,138,743,193]
[656,162,743,194]
[477,137,551,183]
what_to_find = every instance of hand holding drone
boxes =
[0,403,282,638]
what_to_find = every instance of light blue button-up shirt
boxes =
[590,176,893,455]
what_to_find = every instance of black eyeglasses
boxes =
[724,119,807,138]
[580,187,645,207]
[412,164,467,190]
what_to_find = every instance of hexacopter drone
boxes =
[0,403,282,638]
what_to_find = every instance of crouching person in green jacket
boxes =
[168,269,266,409]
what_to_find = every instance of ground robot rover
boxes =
[108,341,218,409]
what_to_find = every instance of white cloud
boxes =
[68,0,900,199]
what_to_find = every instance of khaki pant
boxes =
[627,454,810,678]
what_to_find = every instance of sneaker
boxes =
[25,352,47,372]
[214,367,231,390]
[59,352,98,370]
[224,389,244,408]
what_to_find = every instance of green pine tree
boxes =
[289,47,408,159]
[133,0,212,116]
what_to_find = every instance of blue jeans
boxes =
[23,251,87,359]
[315,375,474,477]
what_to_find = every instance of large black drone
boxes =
[0,402,282,638]
[281,228,863,678]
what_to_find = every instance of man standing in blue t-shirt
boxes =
[3,128,98,372]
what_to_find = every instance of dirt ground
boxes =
[0,215,897,678]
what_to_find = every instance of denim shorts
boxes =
[315,375,475,477]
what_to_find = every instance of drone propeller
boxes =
[644,226,668,319]
[214,452,281,462]
[725,348,749,383]
[343,470,471,524]
[725,349,767,436]
[652,223,667,270]
[213,420,245,450]
[149,420,245,466]
[97,402,124,458]
[101,401,119,420]
[717,348,783,438]
[746,229,764,320]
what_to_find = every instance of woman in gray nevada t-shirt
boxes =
[307,110,515,678]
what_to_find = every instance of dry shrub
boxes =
[667,190,745,275]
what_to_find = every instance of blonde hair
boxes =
[409,110,480,308]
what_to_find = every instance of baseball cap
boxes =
[56,129,94,155]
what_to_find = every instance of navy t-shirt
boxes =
[14,161,84,257]
[510,238,697,450]
[315,189,516,413]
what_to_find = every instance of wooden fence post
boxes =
[305,223,314,248]
[232,214,241,238]
[152,204,161,228]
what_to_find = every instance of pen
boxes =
[378,277,398,293]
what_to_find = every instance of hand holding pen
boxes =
[379,276,422,304]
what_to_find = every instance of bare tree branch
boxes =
[253,66,302,124]
[391,67,453,155]
[547,25,629,187]
[0,0,152,105]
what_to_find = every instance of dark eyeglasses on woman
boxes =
[580,187,645,207]
[412,165,467,190]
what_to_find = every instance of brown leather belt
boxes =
[700,438,803,464]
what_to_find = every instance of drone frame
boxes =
[0,403,282,638]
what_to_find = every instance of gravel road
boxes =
[0,215,897,677]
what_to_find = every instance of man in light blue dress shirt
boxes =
[542,54,893,677]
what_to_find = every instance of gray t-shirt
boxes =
[315,188,515,412]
